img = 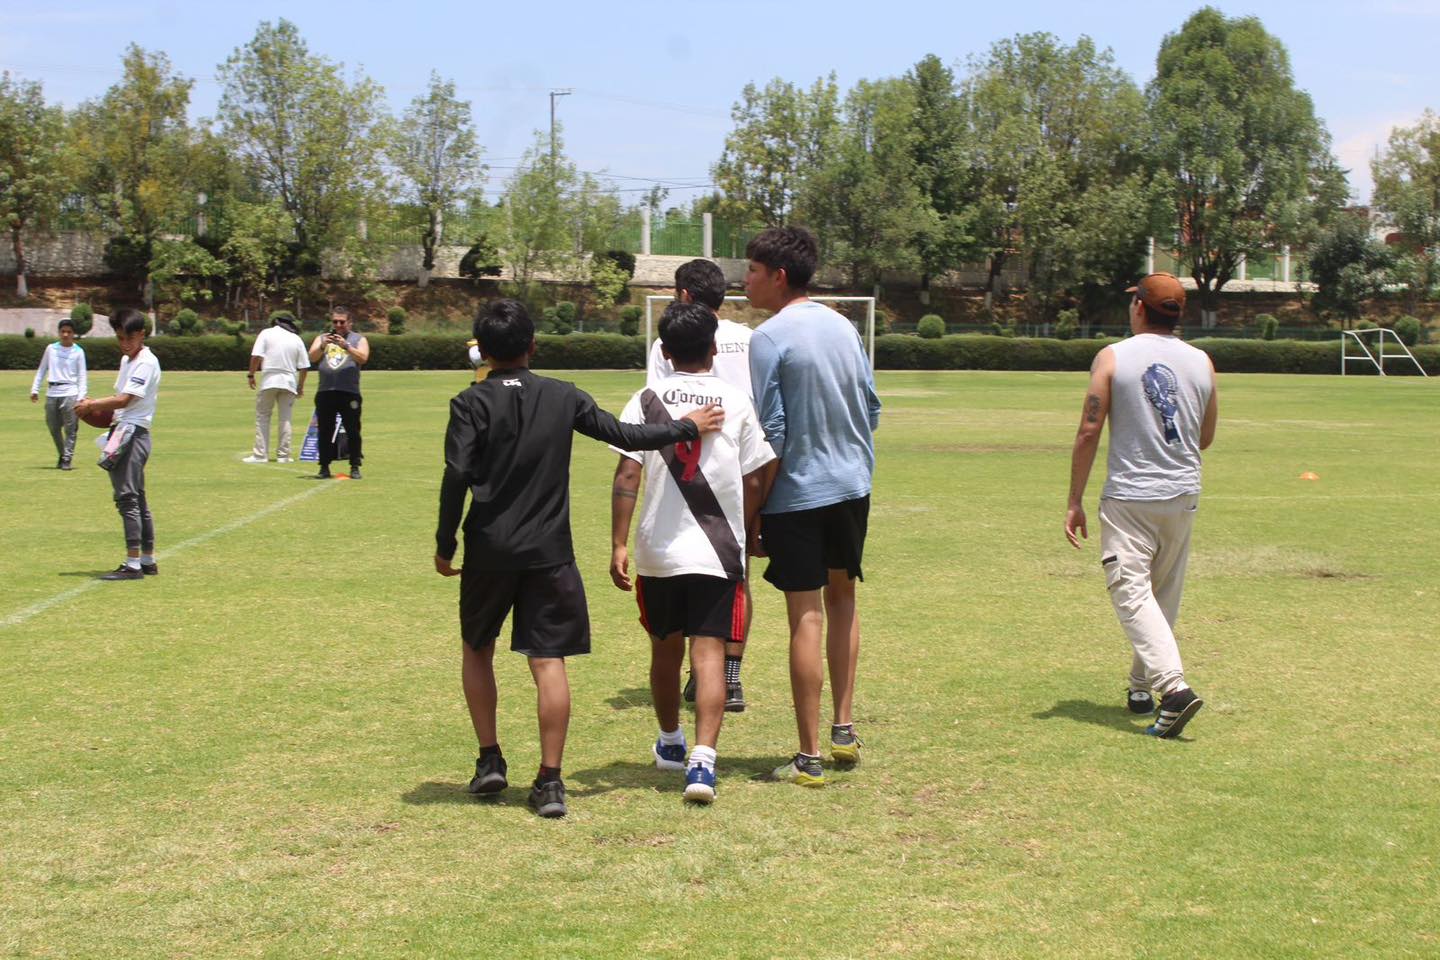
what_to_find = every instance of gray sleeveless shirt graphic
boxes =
[317,332,362,394]
[1102,334,1212,501]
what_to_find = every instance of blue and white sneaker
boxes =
[653,737,687,771]
[683,763,716,804]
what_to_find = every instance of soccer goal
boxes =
[1340,328,1429,377]
[645,295,879,368]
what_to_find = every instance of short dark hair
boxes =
[474,299,534,361]
[745,226,819,290]
[113,308,149,336]
[659,301,718,365]
[57,318,75,331]
[1136,298,1180,330]
[331,305,350,317]
[674,258,726,311]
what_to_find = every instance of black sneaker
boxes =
[100,564,144,581]
[468,753,508,795]
[1147,688,1204,739]
[724,681,746,713]
[140,560,159,576]
[313,467,332,480]
[60,460,73,471]
[56,458,65,469]
[682,672,696,703]
[349,467,362,480]
[528,778,567,818]
[1127,689,1155,714]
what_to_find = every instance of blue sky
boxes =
[3,0,1436,208]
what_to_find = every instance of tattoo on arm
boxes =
[1085,394,1102,424]
[611,487,638,499]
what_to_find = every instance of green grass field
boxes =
[2,368,1437,959]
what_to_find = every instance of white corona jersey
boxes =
[115,346,162,429]
[647,319,754,396]
[613,371,775,580]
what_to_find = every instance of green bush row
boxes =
[2,333,1436,375]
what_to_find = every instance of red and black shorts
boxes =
[459,561,590,658]
[635,574,746,643]
[760,495,869,592]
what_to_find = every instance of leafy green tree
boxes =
[905,55,982,295]
[216,19,387,276]
[1371,109,1440,301]
[799,77,930,287]
[1148,8,1346,326]
[217,199,294,314]
[712,75,839,226]
[71,46,201,298]
[389,73,485,285]
[963,33,1163,318]
[0,73,69,298]
[1307,213,1394,323]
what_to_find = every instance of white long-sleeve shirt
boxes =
[31,342,88,398]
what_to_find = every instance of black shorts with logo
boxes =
[459,560,590,658]
[760,495,869,592]
[635,574,746,643]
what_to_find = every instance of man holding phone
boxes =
[308,305,370,479]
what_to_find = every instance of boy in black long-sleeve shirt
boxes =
[435,299,722,817]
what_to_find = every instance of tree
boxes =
[217,19,387,278]
[1308,212,1394,323]
[0,73,68,298]
[388,73,485,285]
[712,75,839,226]
[1371,109,1440,300]
[1148,7,1346,326]
[798,77,930,287]
[71,46,200,299]
[963,33,1164,318]
[905,55,982,296]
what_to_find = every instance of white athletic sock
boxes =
[658,727,686,747]
[688,745,716,771]
[124,557,141,570]
[140,554,154,565]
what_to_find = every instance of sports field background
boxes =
[1,369,1436,958]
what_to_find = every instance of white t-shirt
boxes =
[115,346,162,428]
[647,318,754,396]
[251,326,311,392]
[613,372,775,580]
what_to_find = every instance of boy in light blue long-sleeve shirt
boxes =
[29,318,89,470]
[745,226,881,788]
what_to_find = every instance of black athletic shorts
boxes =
[635,574,746,643]
[459,560,590,658]
[760,495,869,592]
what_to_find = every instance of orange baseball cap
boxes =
[1127,273,1186,319]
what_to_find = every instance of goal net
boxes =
[645,295,878,368]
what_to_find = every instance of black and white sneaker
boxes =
[100,564,144,581]
[1147,688,1203,739]
[468,753,508,795]
[724,681,746,713]
[1127,689,1155,714]
[528,778,567,818]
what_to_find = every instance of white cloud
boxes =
[1332,114,1422,204]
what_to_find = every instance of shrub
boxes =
[1393,315,1422,346]
[1055,309,1079,340]
[458,236,502,283]
[1255,313,1279,341]
[602,250,637,279]
[387,306,407,336]
[618,305,642,337]
[24,327,35,339]
[69,303,94,337]
[1356,318,1377,330]
[554,301,578,325]
[171,308,202,336]
[917,314,945,339]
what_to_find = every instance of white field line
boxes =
[1,482,336,629]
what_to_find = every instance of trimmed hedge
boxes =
[2,333,1436,374]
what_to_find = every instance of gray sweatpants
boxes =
[45,395,78,463]
[109,427,155,552]
[1098,494,1198,696]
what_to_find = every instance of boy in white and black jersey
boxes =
[610,301,775,804]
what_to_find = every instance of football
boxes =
[78,404,114,429]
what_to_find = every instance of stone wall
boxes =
[0,231,110,278]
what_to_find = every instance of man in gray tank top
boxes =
[308,305,370,479]
[1065,273,1218,739]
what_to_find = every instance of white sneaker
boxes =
[241,455,268,463]
[276,456,294,463]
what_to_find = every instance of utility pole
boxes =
[549,88,572,170]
